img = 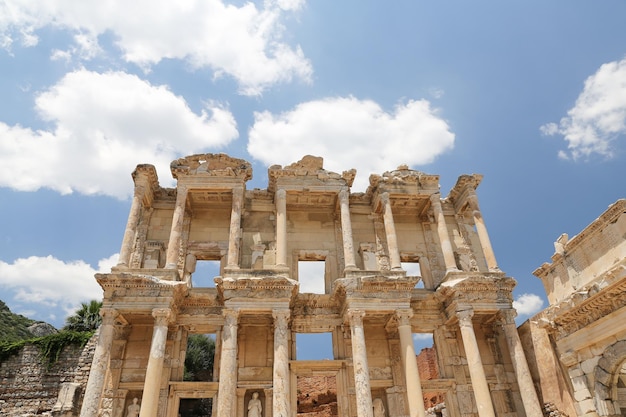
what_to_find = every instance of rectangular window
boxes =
[298,260,326,294]
[296,332,334,360]
[192,260,221,288]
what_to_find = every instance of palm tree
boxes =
[63,300,102,332]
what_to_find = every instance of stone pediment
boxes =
[268,155,356,192]
[170,153,253,181]
[367,164,440,196]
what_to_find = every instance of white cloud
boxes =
[0,69,238,199]
[512,293,544,317]
[541,57,626,160]
[248,96,455,191]
[297,261,326,294]
[0,0,311,95]
[0,254,117,323]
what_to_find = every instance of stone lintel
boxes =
[216,275,299,302]
[96,272,187,301]
[170,153,253,181]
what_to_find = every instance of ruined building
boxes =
[80,153,544,417]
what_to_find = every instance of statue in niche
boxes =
[248,392,262,417]
[373,398,386,417]
[126,398,140,417]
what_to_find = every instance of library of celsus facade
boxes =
[83,153,543,417]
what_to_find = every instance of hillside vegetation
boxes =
[0,300,38,342]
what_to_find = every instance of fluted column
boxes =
[118,186,145,267]
[430,194,457,273]
[348,309,373,417]
[80,308,119,417]
[166,185,188,269]
[339,189,357,270]
[380,193,402,270]
[456,309,495,417]
[275,189,287,267]
[227,186,244,269]
[467,192,497,271]
[216,309,240,417]
[272,309,291,417]
[500,310,543,417]
[139,308,172,417]
[396,310,425,417]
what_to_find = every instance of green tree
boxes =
[63,300,102,332]
[184,334,215,381]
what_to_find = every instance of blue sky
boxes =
[0,0,625,340]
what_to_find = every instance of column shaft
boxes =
[216,309,239,417]
[275,189,287,267]
[430,194,457,272]
[139,308,171,417]
[118,187,144,266]
[80,308,118,417]
[381,193,402,270]
[339,189,357,270]
[467,193,497,270]
[272,310,291,417]
[227,186,244,269]
[397,310,425,417]
[501,310,543,417]
[457,310,496,417]
[166,185,188,269]
[348,309,373,417]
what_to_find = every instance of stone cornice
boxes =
[267,155,355,192]
[435,273,515,313]
[366,165,439,196]
[170,153,252,181]
[445,174,483,211]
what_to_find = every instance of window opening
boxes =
[402,261,423,288]
[296,333,333,360]
[179,398,213,417]
[298,260,326,294]
[192,260,221,288]
[184,333,216,381]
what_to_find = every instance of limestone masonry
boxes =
[6,153,624,417]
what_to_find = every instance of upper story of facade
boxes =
[113,153,500,294]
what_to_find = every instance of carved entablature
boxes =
[436,273,515,315]
[446,174,483,212]
[132,164,161,206]
[367,164,439,196]
[215,275,299,302]
[543,264,626,339]
[170,153,253,181]
[333,275,417,301]
[267,155,355,193]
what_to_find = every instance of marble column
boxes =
[166,185,188,269]
[430,194,457,273]
[216,309,240,417]
[275,189,287,267]
[80,308,119,417]
[118,185,145,267]
[339,189,357,270]
[348,309,373,417]
[456,309,496,417]
[500,310,543,417]
[380,193,402,270]
[467,192,497,271]
[272,309,291,417]
[227,186,244,269]
[396,309,425,417]
[139,308,172,417]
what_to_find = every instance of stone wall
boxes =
[0,334,96,416]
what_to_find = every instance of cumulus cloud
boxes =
[248,96,455,191]
[0,69,238,198]
[0,253,117,324]
[512,293,544,317]
[541,57,626,160]
[0,0,311,95]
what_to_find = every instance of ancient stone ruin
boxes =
[76,153,543,417]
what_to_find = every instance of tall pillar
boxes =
[227,186,244,269]
[396,310,425,417]
[339,189,357,271]
[216,309,240,417]
[139,308,172,417]
[272,309,291,417]
[380,193,402,270]
[80,308,119,417]
[275,189,287,267]
[348,309,373,417]
[118,186,145,267]
[430,194,457,273]
[467,192,498,271]
[166,185,188,269]
[500,310,543,417]
[456,309,496,417]
[264,388,274,417]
